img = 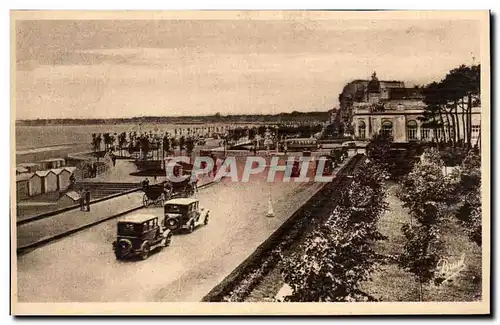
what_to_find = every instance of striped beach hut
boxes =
[16,173,33,199]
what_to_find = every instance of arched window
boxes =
[381,121,393,137]
[358,121,366,139]
[407,120,418,141]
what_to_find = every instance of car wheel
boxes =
[165,233,172,247]
[204,214,209,225]
[140,242,150,260]
[187,222,195,234]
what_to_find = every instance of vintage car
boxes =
[163,198,209,233]
[112,214,173,260]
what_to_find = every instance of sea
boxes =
[15,123,231,164]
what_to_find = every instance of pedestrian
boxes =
[164,180,173,199]
[91,163,97,178]
[79,189,85,211]
[69,174,76,189]
[142,178,149,190]
[212,158,218,177]
[85,188,91,212]
[111,153,116,167]
[191,174,199,193]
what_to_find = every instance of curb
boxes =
[16,178,221,255]
[16,186,142,226]
[17,205,144,255]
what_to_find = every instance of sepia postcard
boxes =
[10,10,490,316]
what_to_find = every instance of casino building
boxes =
[349,72,481,145]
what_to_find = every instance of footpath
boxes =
[16,175,219,253]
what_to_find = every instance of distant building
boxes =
[16,166,29,175]
[351,72,481,144]
[17,163,41,173]
[40,158,65,170]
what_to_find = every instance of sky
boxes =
[15,18,480,119]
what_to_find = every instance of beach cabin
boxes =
[59,191,81,207]
[18,162,41,173]
[15,166,29,175]
[54,167,76,191]
[44,170,59,193]
[40,158,65,170]
[28,172,44,196]
[33,170,58,194]
[16,173,33,200]
[51,168,64,191]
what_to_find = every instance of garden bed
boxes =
[202,154,366,302]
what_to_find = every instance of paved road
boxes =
[17,175,326,302]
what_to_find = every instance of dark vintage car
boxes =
[112,214,173,260]
[163,198,210,234]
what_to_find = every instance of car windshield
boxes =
[164,204,188,214]
[117,222,142,236]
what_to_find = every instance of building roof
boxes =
[64,166,77,173]
[18,163,40,168]
[65,191,81,201]
[165,198,198,205]
[119,214,158,224]
[51,168,64,175]
[35,170,55,177]
[388,87,424,100]
[16,173,34,182]
[40,158,65,162]
[16,166,29,173]
[366,72,381,93]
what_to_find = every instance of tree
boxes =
[91,133,97,153]
[118,132,127,156]
[185,136,195,156]
[139,136,150,160]
[91,133,102,154]
[450,150,482,246]
[399,223,444,300]
[421,64,480,148]
[170,137,178,151]
[162,135,171,154]
[420,81,448,144]
[281,161,387,302]
[366,132,393,172]
[397,148,450,300]
[102,132,115,152]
